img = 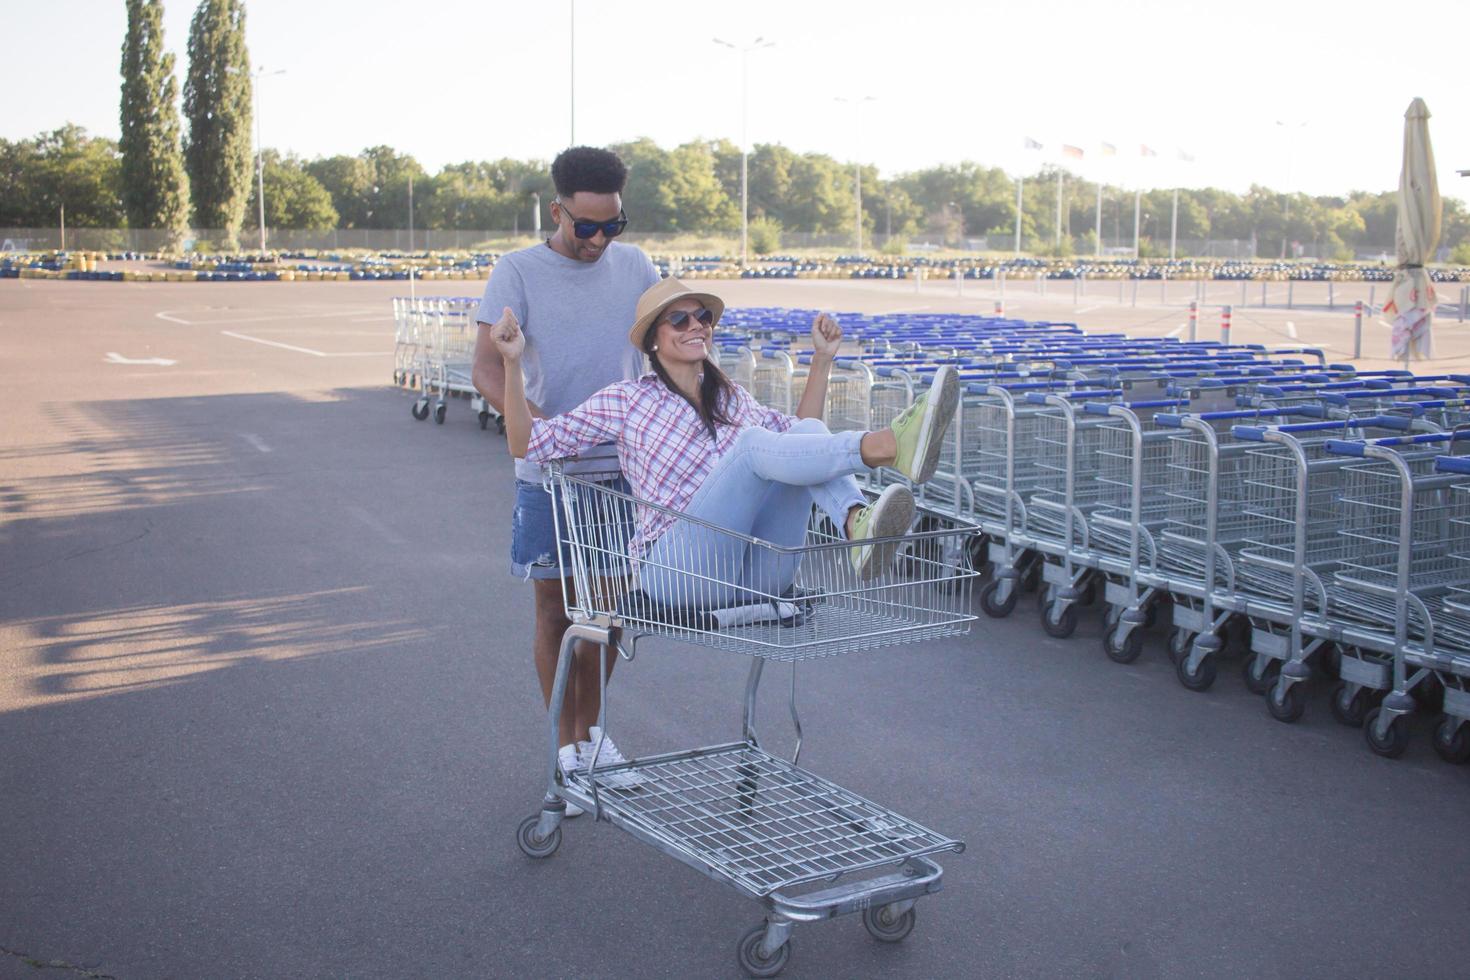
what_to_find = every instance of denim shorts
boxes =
[511,475,632,581]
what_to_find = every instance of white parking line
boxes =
[158,309,377,326]
[1075,304,1102,314]
[1286,320,1298,338]
[241,433,272,453]
[219,330,390,357]
[221,330,327,356]
[1164,324,1183,338]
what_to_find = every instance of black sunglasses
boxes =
[557,201,629,239]
[662,307,715,331]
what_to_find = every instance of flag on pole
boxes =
[1061,145,1084,159]
[1140,144,1158,157]
[1100,142,1116,156]
[1023,137,1043,150]
[1177,149,1195,163]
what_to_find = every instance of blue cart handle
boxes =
[1435,455,1470,474]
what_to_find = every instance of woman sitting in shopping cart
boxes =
[487,277,960,607]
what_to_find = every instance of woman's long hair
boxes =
[641,318,737,441]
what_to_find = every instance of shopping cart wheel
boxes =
[515,814,562,859]
[1103,626,1143,665]
[863,904,917,943]
[1266,679,1306,723]
[496,417,506,434]
[434,402,447,425]
[1363,707,1409,759]
[1242,656,1280,696]
[478,410,490,430]
[1175,650,1217,691]
[980,580,1017,618]
[736,924,791,978]
[1040,600,1078,639]
[1329,682,1371,728]
[1432,715,1470,764]
[411,399,430,421]
[1167,628,1194,665]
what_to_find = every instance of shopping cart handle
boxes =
[1344,430,1470,450]
[1435,455,1470,474]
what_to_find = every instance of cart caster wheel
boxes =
[1040,600,1078,639]
[496,417,506,434]
[411,400,430,421]
[1432,715,1470,764]
[1266,679,1307,723]
[1176,651,1217,692]
[1104,626,1143,665]
[1330,681,1371,728]
[980,579,1017,618]
[1167,628,1194,665]
[1364,707,1409,759]
[515,814,561,859]
[434,403,447,424]
[1020,563,1042,594]
[863,904,917,943]
[478,410,490,430]
[1243,656,1280,696]
[736,924,791,978]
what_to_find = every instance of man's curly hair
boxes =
[550,146,629,197]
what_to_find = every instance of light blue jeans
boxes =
[641,418,868,609]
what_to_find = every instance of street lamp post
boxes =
[835,96,876,255]
[231,65,285,252]
[1276,120,1307,259]
[714,36,774,267]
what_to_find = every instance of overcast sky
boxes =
[11,0,1469,203]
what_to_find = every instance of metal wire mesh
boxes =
[550,468,980,662]
[567,742,963,898]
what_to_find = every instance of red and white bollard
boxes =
[1187,300,1198,342]
[1220,304,1233,345]
[994,300,1005,317]
[1354,300,1364,359]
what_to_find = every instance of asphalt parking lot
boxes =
[2,277,1468,979]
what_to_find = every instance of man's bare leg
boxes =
[532,578,579,750]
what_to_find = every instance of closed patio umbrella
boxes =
[1384,97,1441,363]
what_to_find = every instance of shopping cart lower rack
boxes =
[515,465,978,977]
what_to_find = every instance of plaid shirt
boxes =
[525,374,795,556]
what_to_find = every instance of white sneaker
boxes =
[556,743,585,818]
[581,726,643,790]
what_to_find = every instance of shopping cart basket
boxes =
[515,464,978,976]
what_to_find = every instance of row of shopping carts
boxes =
[392,295,503,431]
[712,307,1470,764]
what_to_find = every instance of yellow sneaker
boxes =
[889,365,960,484]
[849,485,916,581]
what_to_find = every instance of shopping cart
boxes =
[515,464,978,976]
[401,297,502,430]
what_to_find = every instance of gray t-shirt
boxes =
[476,239,660,481]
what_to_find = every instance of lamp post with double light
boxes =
[713,36,775,267]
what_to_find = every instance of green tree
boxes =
[610,138,675,231]
[183,0,253,245]
[119,0,190,244]
[746,143,796,225]
[244,150,337,229]
[0,126,125,227]
[665,141,737,232]
[784,152,851,234]
[305,154,375,227]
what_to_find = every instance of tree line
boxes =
[7,126,1469,259]
[3,0,1467,258]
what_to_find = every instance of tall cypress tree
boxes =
[120,0,190,247]
[183,0,252,246]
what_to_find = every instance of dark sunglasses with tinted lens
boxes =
[560,203,629,239]
[663,307,715,331]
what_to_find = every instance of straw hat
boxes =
[627,277,725,350]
